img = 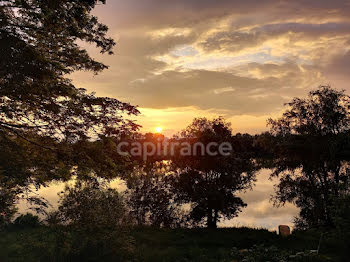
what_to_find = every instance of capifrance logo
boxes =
[116,138,233,161]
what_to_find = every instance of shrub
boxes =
[47,180,135,260]
[13,213,41,228]
[231,244,329,262]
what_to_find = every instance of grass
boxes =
[130,227,324,261]
[0,226,334,262]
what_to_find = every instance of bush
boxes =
[13,213,41,228]
[57,180,127,230]
[231,244,329,262]
[45,180,135,261]
[322,194,350,261]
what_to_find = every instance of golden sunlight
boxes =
[155,126,163,133]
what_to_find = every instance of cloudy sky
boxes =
[71,0,350,135]
[24,0,349,229]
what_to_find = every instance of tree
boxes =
[126,161,182,228]
[0,1,139,200]
[268,86,349,136]
[170,118,256,228]
[267,86,350,228]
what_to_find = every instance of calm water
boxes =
[17,169,298,231]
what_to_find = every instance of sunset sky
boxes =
[71,0,350,136]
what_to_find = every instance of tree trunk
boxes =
[207,209,214,228]
[212,209,218,228]
[207,209,218,229]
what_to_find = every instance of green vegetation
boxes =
[0,225,342,261]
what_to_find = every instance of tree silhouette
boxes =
[267,86,350,228]
[268,86,349,136]
[170,118,256,228]
[0,1,139,199]
[126,161,181,228]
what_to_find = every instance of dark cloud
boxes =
[94,0,350,29]
[94,0,277,28]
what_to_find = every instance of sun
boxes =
[155,126,163,133]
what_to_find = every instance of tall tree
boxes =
[170,118,256,228]
[0,0,139,196]
[267,86,350,228]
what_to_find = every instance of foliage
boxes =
[43,179,135,261]
[0,226,335,262]
[170,117,257,228]
[321,194,350,261]
[56,179,127,231]
[0,0,139,140]
[268,85,350,136]
[0,225,134,262]
[0,186,17,227]
[332,195,350,237]
[231,244,328,262]
[126,161,186,228]
[13,213,41,228]
[266,86,350,228]
[0,0,139,205]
